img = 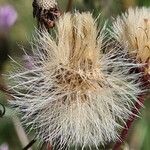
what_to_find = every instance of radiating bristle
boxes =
[111,7,150,75]
[9,12,142,149]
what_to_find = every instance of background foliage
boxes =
[0,0,150,149]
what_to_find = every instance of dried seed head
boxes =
[33,0,60,29]
[112,7,150,76]
[10,12,141,149]
[37,0,57,9]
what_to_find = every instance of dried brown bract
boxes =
[32,0,61,29]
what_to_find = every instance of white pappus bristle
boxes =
[9,12,142,149]
[111,7,150,75]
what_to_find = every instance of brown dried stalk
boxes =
[66,0,73,12]
[32,0,61,30]
[22,139,36,150]
[113,95,145,150]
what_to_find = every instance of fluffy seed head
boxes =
[37,0,57,9]
[112,7,150,75]
[10,12,141,149]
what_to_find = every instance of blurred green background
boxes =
[0,0,150,150]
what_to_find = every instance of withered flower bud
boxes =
[32,0,61,29]
[112,7,150,78]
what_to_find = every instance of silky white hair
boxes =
[111,7,150,75]
[9,12,141,149]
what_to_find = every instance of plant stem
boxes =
[13,117,33,150]
[66,0,73,12]
[113,95,145,150]
[22,139,36,150]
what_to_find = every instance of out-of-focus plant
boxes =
[0,4,17,72]
[0,143,9,150]
[0,5,17,31]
